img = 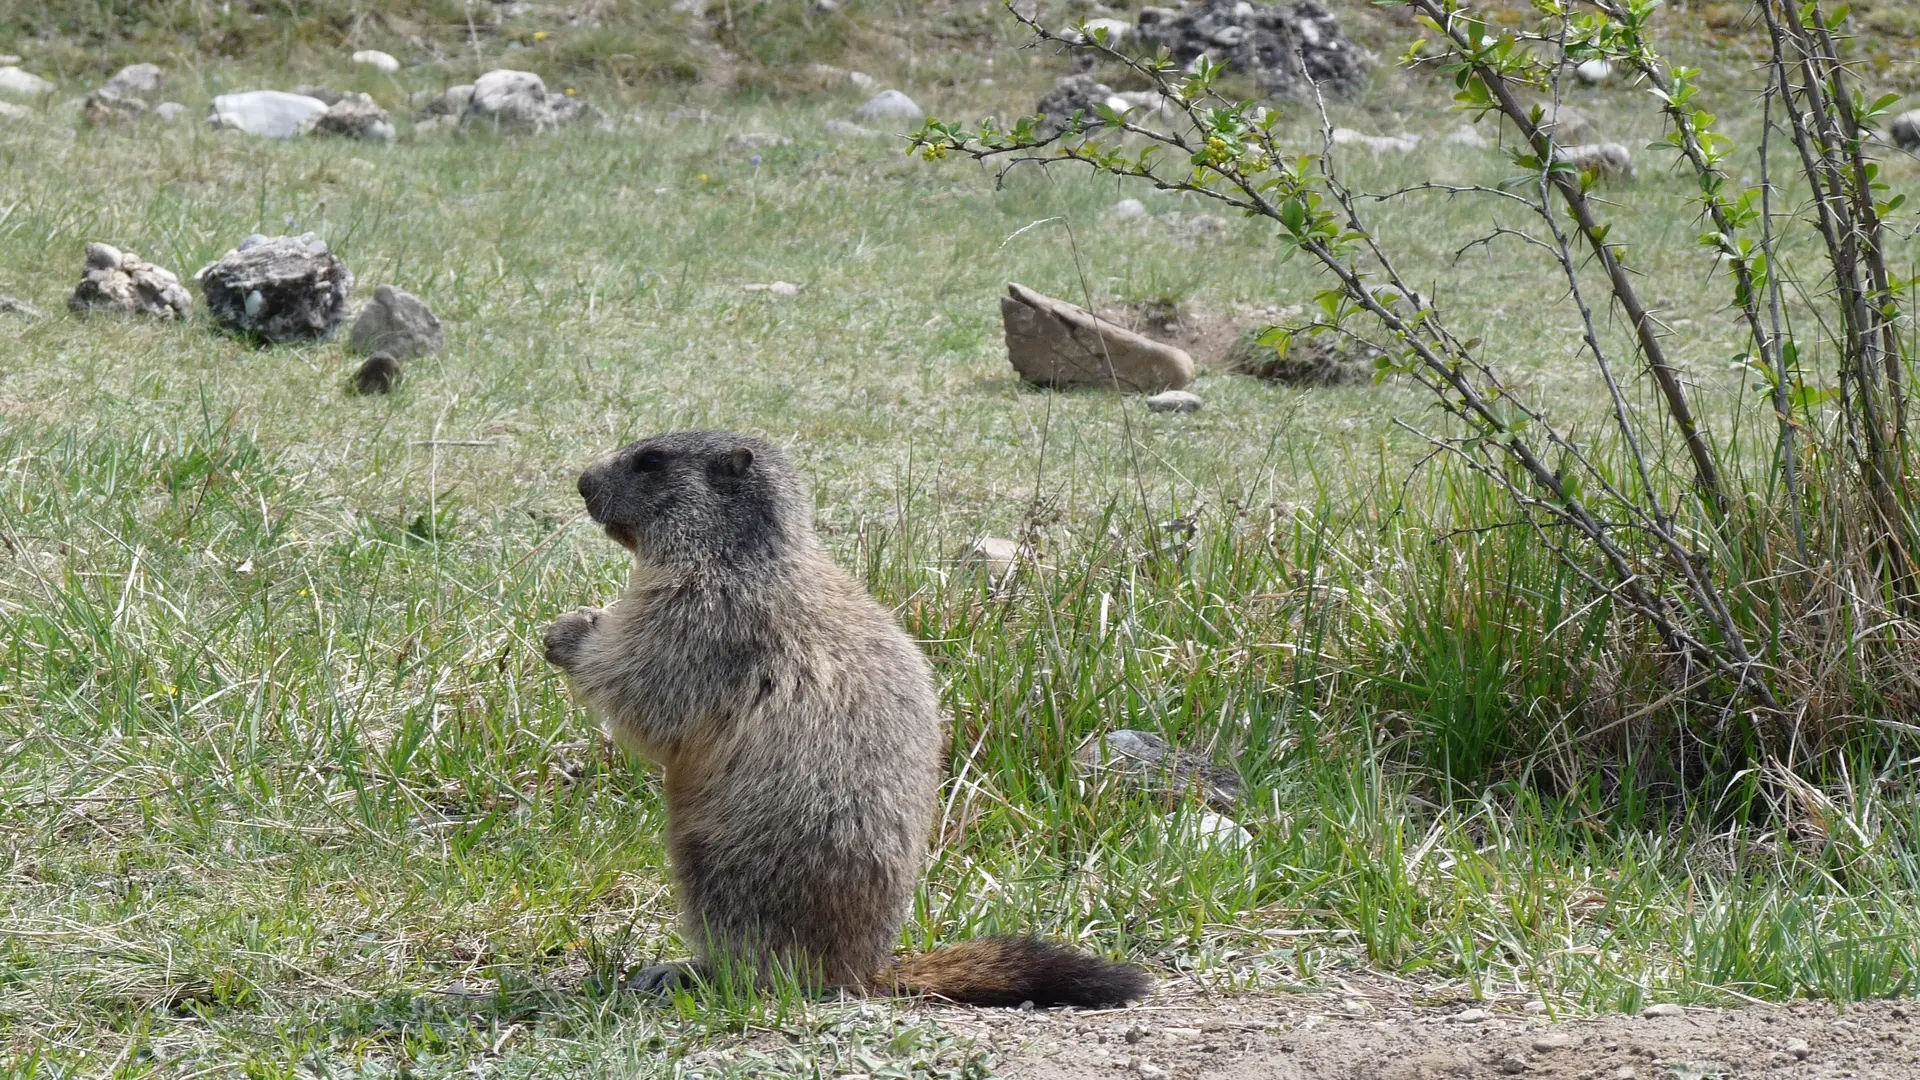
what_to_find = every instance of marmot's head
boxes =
[575,430,810,567]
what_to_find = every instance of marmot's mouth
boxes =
[603,523,639,551]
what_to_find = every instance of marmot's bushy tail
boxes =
[887,936,1150,1008]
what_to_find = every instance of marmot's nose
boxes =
[577,469,599,506]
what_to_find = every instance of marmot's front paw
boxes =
[543,607,605,670]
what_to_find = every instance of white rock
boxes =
[1108,198,1148,221]
[731,131,791,149]
[1783,1036,1811,1059]
[1575,58,1612,84]
[1889,109,1920,151]
[0,66,54,100]
[153,102,187,121]
[847,70,878,92]
[1452,1008,1492,1024]
[104,63,164,98]
[0,101,33,122]
[68,243,193,320]
[824,117,884,138]
[742,281,801,296]
[0,55,18,66]
[1165,809,1250,848]
[1531,1031,1574,1051]
[957,537,1024,580]
[850,89,924,128]
[351,49,401,73]
[1146,389,1202,413]
[208,91,330,138]
[1076,16,1132,43]
[1331,127,1420,153]
[1640,1003,1684,1018]
[1445,123,1491,148]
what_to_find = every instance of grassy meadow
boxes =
[4,6,1920,1075]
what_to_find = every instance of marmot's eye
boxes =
[633,451,666,473]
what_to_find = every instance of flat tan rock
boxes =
[1000,282,1194,392]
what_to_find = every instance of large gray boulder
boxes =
[1889,110,1920,151]
[1035,74,1118,136]
[459,69,598,133]
[208,91,329,138]
[350,285,443,359]
[103,63,164,98]
[68,243,192,320]
[1000,283,1194,392]
[0,66,54,100]
[1134,0,1365,98]
[304,92,394,142]
[849,89,924,128]
[197,233,353,343]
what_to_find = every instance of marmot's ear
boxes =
[721,446,755,477]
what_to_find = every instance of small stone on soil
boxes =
[1531,1031,1574,1051]
[1642,1003,1685,1018]
[1784,1037,1812,1059]
[1452,1008,1492,1024]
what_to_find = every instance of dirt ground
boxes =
[920,986,1920,1080]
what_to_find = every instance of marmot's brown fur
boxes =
[352,352,401,394]
[543,430,1148,1007]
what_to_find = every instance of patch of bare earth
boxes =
[916,984,1920,1079]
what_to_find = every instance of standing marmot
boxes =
[543,430,1148,1006]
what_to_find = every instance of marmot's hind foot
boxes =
[624,960,703,996]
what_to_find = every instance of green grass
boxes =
[3,25,1920,1078]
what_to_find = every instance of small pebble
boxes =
[1134,1062,1167,1080]
[1641,1003,1685,1018]
[1453,1008,1492,1024]
[1124,1026,1145,1045]
[1497,1054,1528,1075]
[1109,197,1149,221]
[742,281,802,296]
[1784,1037,1812,1060]
[1523,1000,1549,1014]
[1200,1019,1227,1033]
[1613,1068,1637,1080]
[1146,389,1203,413]
[1163,1027,1202,1040]
[1531,1031,1574,1052]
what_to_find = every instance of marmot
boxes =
[352,352,401,394]
[543,430,1148,1007]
